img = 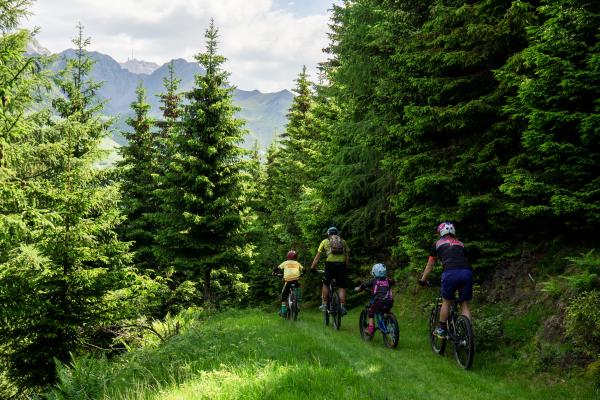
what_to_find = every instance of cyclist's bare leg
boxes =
[321,284,329,305]
[460,301,471,320]
[338,288,346,305]
[439,298,451,323]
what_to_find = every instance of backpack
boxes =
[329,235,344,254]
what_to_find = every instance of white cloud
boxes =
[23,0,333,92]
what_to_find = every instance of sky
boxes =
[23,0,339,92]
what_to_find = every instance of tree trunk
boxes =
[203,267,212,304]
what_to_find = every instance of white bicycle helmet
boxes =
[371,263,387,278]
[437,222,456,237]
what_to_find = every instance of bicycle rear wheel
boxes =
[359,308,372,341]
[288,291,298,321]
[382,314,399,349]
[453,315,474,369]
[429,303,446,355]
[331,292,341,330]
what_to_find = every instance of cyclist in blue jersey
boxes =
[419,222,472,338]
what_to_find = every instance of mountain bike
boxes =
[359,302,399,349]
[316,270,342,330]
[428,294,474,369]
[274,274,301,321]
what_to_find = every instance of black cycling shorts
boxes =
[323,261,347,288]
[281,280,300,301]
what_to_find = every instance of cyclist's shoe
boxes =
[318,303,327,312]
[340,305,348,316]
[433,326,447,339]
[364,324,375,336]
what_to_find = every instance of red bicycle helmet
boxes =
[286,250,298,260]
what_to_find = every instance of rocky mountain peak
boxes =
[119,58,160,75]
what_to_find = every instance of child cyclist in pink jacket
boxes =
[355,263,395,336]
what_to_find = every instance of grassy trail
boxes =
[63,303,598,400]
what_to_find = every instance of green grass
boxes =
[48,302,599,400]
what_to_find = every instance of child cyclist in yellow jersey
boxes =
[273,250,304,316]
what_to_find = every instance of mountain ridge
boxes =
[29,43,293,150]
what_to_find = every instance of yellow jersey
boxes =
[277,260,304,282]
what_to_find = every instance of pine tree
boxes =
[117,83,157,272]
[0,1,51,396]
[360,0,532,267]
[156,61,181,141]
[499,0,600,236]
[154,20,247,303]
[276,66,317,240]
[0,24,132,390]
[312,0,401,262]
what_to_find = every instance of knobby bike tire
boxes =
[331,292,341,330]
[429,303,447,355]
[323,302,330,326]
[287,291,297,321]
[382,314,399,349]
[292,288,299,321]
[453,315,474,369]
[359,309,372,341]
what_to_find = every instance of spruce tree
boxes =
[276,66,317,241]
[310,0,539,269]
[313,0,400,261]
[0,24,131,390]
[154,20,246,303]
[117,83,157,272]
[156,61,181,141]
[499,0,600,236]
[0,1,50,396]
[154,60,181,166]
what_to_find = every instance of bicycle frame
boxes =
[429,294,474,369]
[434,297,460,339]
[375,311,390,334]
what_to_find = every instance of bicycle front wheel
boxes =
[429,303,446,355]
[331,292,341,330]
[453,315,474,369]
[359,308,372,341]
[382,314,399,349]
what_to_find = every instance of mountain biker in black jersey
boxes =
[419,222,472,338]
[310,227,350,315]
